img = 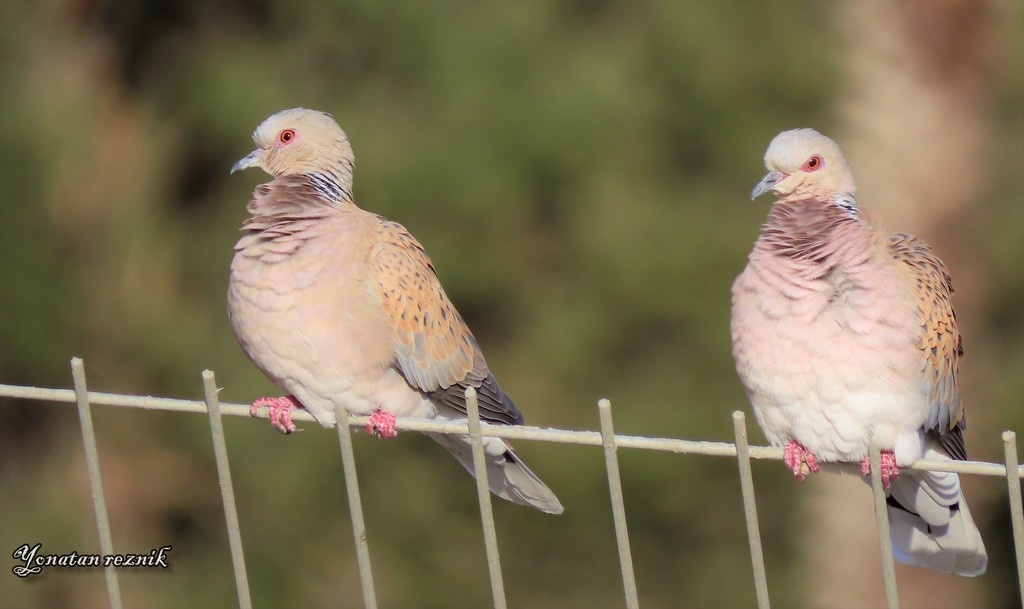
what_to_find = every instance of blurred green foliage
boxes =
[0,1,1020,608]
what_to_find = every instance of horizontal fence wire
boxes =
[1,360,1023,609]
[3,380,1019,478]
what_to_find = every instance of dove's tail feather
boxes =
[427,432,564,515]
[886,442,986,576]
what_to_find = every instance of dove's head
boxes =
[751,129,856,203]
[231,108,355,179]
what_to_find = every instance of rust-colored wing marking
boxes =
[368,219,522,424]
[888,232,966,459]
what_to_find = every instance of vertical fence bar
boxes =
[465,387,508,609]
[598,399,640,609]
[201,371,253,609]
[71,358,123,609]
[868,445,899,609]
[334,403,379,609]
[731,411,770,609]
[1003,431,1024,608]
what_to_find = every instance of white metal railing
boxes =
[2,357,1023,609]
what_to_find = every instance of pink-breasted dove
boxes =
[228,108,563,514]
[731,128,986,576]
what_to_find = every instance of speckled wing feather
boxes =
[887,232,966,460]
[368,219,523,425]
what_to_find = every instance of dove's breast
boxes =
[731,241,930,464]
[228,214,424,425]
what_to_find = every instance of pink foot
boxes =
[860,450,900,489]
[366,410,397,439]
[783,440,820,481]
[249,395,302,434]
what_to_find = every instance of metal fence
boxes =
[2,356,1023,609]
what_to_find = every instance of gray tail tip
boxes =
[540,502,565,516]
[511,489,564,515]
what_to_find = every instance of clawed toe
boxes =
[366,410,397,439]
[783,440,820,481]
[250,395,302,434]
[860,450,899,489]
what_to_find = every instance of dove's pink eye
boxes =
[277,129,297,146]
[801,155,824,172]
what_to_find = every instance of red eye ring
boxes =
[801,154,824,172]
[277,129,297,145]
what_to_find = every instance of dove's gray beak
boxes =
[231,149,262,174]
[751,170,786,200]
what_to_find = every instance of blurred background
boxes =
[0,0,1021,607]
